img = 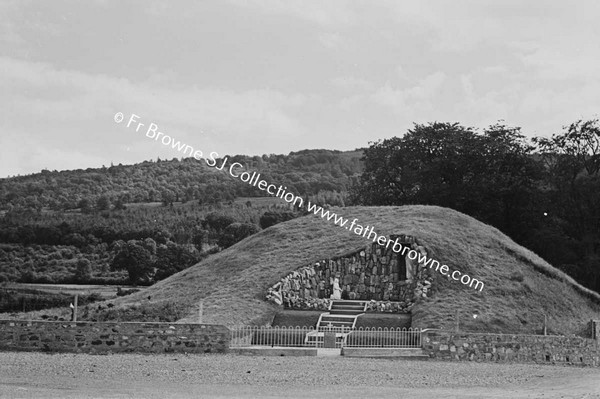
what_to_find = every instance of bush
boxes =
[217,223,260,248]
[74,258,92,282]
[259,211,297,229]
[116,287,140,297]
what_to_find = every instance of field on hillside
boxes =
[4,283,137,298]
[234,197,292,207]
[0,283,122,314]
[49,205,599,336]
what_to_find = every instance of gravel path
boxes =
[1,352,599,398]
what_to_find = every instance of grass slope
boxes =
[93,205,600,335]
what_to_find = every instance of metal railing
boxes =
[230,326,422,348]
[343,327,421,348]
[230,325,316,347]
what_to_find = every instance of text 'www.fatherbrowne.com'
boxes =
[304,202,484,292]
[114,112,485,292]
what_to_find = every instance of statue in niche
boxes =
[266,282,283,305]
[405,255,416,282]
[330,277,342,299]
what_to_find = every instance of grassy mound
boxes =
[87,205,600,335]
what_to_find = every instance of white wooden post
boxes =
[73,294,78,322]
[198,300,204,324]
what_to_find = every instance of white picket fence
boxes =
[231,325,315,347]
[344,327,422,348]
[229,326,422,348]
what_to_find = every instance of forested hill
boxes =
[0,149,364,212]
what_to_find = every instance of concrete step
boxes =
[329,309,364,315]
[319,320,354,326]
[330,300,366,313]
[330,306,364,312]
[331,300,366,305]
[232,347,317,356]
[317,313,359,332]
[320,315,356,322]
[320,313,358,318]
[331,304,364,309]
[317,348,341,357]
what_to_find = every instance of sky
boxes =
[1,0,600,177]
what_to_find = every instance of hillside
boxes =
[0,148,362,287]
[0,149,363,211]
[78,205,600,336]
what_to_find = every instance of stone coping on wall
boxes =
[424,330,600,339]
[0,319,230,354]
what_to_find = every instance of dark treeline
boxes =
[352,120,600,294]
[0,202,304,285]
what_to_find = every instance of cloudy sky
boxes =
[1,1,599,177]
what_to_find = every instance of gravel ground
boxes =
[1,352,599,398]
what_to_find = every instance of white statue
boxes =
[330,277,342,299]
[266,283,283,305]
[405,256,415,282]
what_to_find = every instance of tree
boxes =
[204,213,236,232]
[351,122,483,207]
[217,223,260,248]
[161,190,175,206]
[474,123,543,239]
[259,211,298,229]
[96,195,111,211]
[111,240,155,285]
[352,121,543,241]
[143,237,157,255]
[113,196,126,210]
[74,258,92,282]
[533,119,600,292]
[192,227,209,251]
[64,233,87,247]
[78,198,93,214]
[154,241,201,280]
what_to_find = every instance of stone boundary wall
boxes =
[423,330,600,367]
[0,320,229,354]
